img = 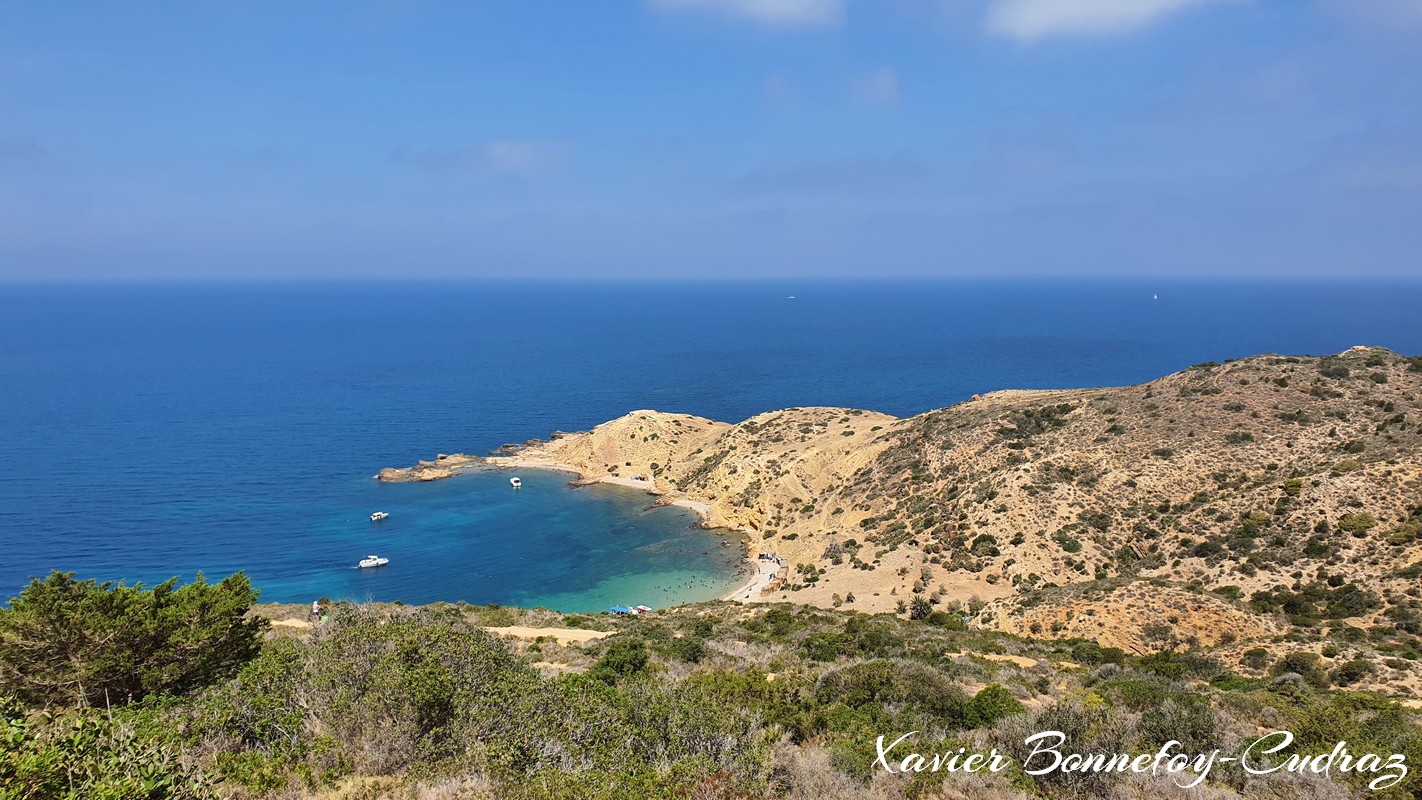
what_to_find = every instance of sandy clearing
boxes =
[484,626,614,645]
[945,651,1039,669]
[271,618,313,629]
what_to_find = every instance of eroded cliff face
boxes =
[380,348,1422,690]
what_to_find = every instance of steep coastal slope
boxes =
[382,347,1422,692]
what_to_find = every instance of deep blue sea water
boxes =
[2,279,1420,610]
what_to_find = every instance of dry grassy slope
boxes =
[506,348,1422,663]
[524,410,730,480]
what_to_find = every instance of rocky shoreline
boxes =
[375,432,585,483]
[375,452,486,482]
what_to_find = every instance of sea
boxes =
[2,279,1419,611]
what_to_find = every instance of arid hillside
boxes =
[383,347,1422,696]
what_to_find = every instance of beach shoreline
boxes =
[485,454,771,604]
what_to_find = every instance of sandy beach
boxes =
[725,555,782,603]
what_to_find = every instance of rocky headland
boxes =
[379,347,1422,698]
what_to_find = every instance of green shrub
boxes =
[1387,521,1420,546]
[1065,640,1123,666]
[1338,512,1378,536]
[0,572,265,708]
[1271,651,1328,688]
[1242,648,1270,670]
[1136,698,1221,753]
[1330,657,1375,686]
[800,632,850,662]
[666,636,707,664]
[1137,651,1224,681]
[0,699,215,798]
[964,684,1025,728]
[589,640,650,685]
[815,660,965,725]
[268,606,543,773]
[923,610,965,630]
[1099,674,1170,710]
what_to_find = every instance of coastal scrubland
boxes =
[2,575,1420,799]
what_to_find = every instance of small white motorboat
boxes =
[509,476,522,488]
[357,555,389,569]
[370,511,389,522]
[635,605,653,614]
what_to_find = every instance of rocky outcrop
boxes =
[376,453,483,482]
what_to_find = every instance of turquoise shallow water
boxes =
[2,279,1420,609]
[250,468,748,612]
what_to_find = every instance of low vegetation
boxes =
[3,573,1420,799]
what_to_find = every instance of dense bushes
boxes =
[4,583,1421,798]
[588,639,650,684]
[181,604,773,796]
[1249,580,1381,625]
[0,571,265,708]
[0,697,213,799]
[193,605,542,776]
[815,659,965,725]
[963,683,1024,727]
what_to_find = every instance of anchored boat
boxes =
[370,511,389,522]
[509,476,522,488]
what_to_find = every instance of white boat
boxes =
[358,555,389,568]
[509,476,522,488]
[370,511,389,522]
[635,605,653,614]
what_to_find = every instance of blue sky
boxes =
[2,0,1420,280]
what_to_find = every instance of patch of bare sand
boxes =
[271,618,313,630]
[946,651,1039,669]
[484,626,614,645]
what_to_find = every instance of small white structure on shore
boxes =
[370,511,389,522]
[358,555,389,568]
[510,476,522,489]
